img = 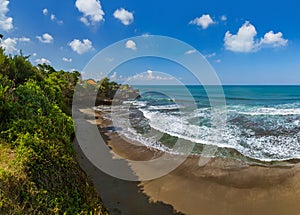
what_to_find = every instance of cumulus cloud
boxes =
[113,8,134,25]
[125,40,136,50]
[184,49,196,55]
[62,57,72,62]
[224,21,288,53]
[36,33,54,43]
[0,37,30,54]
[0,0,13,31]
[189,14,215,29]
[35,58,51,65]
[75,0,104,26]
[42,8,48,16]
[0,37,17,53]
[260,31,288,47]
[224,21,259,53]
[68,39,93,54]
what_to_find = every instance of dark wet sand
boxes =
[74,108,300,215]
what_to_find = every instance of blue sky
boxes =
[1,0,300,84]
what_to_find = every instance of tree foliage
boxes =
[0,48,107,214]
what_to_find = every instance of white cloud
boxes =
[125,40,136,50]
[36,33,54,43]
[42,9,63,25]
[128,70,175,82]
[113,8,134,25]
[0,37,17,53]
[110,72,117,80]
[224,21,258,53]
[0,0,13,31]
[147,70,154,79]
[75,0,104,26]
[18,37,30,42]
[260,31,288,47]
[184,49,196,55]
[0,37,30,54]
[189,14,215,29]
[62,57,72,62]
[32,53,37,57]
[215,59,221,63]
[221,15,227,21]
[205,52,216,58]
[68,38,93,54]
[79,17,89,26]
[224,21,288,53]
[35,58,51,65]
[50,14,56,21]
[42,8,48,15]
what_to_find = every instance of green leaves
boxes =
[0,46,106,214]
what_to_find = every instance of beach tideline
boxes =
[75,108,300,215]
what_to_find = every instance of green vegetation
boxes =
[0,48,108,214]
[77,77,139,105]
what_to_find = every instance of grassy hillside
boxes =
[0,48,108,214]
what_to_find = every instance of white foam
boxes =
[122,100,148,107]
[238,107,300,116]
[147,104,183,110]
[107,101,300,162]
[141,109,235,149]
[140,107,300,161]
[234,134,300,161]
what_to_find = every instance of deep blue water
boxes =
[110,85,300,162]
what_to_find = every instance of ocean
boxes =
[105,85,300,163]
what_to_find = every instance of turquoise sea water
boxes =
[109,86,300,162]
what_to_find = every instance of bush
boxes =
[0,48,107,214]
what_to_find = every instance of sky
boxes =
[0,0,300,85]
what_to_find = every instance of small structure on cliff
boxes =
[79,77,140,106]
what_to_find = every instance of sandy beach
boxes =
[74,108,300,215]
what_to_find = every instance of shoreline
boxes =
[76,108,300,215]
